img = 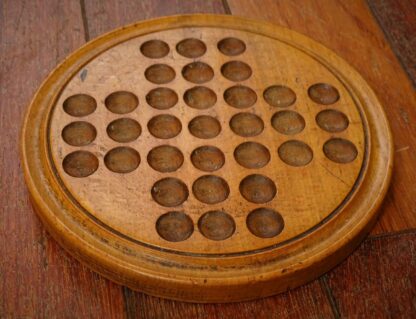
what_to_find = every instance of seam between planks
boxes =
[367,227,416,240]
[319,275,341,319]
[79,0,90,42]
[221,0,232,15]
[366,0,416,88]
[123,287,137,319]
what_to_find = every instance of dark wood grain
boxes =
[326,230,416,318]
[127,281,334,319]
[226,0,416,235]
[369,0,416,87]
[0,1,125,318]
[83,0,227,40]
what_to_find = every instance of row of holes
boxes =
[155,208,284,242]
[62,82,340,118]
[62,106,350,148]
[62,134,358,181]
[140,37,247,59]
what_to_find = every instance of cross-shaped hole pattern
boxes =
[52,30,362,253]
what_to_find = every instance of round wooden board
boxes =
[21,15,393,302]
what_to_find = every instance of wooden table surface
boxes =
[1,0,415,318]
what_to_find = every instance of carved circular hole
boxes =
[218,37,246,56]
[188,115,221,139]
[140,40,169,58]
[104,147,140,173]
[271,110,305,135]
[316,109,349,132]
[147,114,182,139]
[152,178,189,207]
[278,140,313,167]
[239,174,276,204]
[230,112,264,137]
[63,94,97,117]
[146,87,178,110]
[234,142,270,169]
[184,86,217,109]
[144,64,175,84]
[182,62,214,84]
[323,138,358,163]
[62,121,97,146]
[156,211,193,242]
[247,208,284,238]
[63,151,98,178]
[263,85,296,108]
[147,145,184,173]
[176,38,207,58]
[198,211,235,241]
[192,175,230,204]
[221,61,252,82]
[308,83,340,105]
[224,85,257,109]
[105,91,138,114]
[107,118,141,143]
[191,146,225,172]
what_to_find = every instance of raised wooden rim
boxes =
[20,14,393,302]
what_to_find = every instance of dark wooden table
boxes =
[1,1,415,318]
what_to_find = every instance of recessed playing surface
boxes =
[21,15,392,302]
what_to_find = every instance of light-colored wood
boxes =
[20,14,393,302]
[227,0,416,235]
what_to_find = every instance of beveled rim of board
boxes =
[20,14,393,302]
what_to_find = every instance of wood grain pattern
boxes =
[369,0,416,86]
[126,280,335,319]
[121,230,416,319]
[1,0,414,316]
[0,1,125,317]
[21,14,392,302]
[226,0,416,235]
[326,230,416,318]
[83,0,226,40]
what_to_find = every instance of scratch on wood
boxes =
[318,162,349,187]
[395,146,410,153]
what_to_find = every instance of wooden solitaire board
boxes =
[21,15,393,302]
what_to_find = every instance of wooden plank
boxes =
[121,231,416,319]
[369,0,416,86]
[125,281,334,319]
[0,1,125,317]
[83,0,227,40]
[226,0,416,234]
[326,230,416,317]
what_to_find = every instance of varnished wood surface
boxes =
[1,0,415,317]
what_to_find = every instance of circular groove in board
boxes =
[21,15,393,302]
